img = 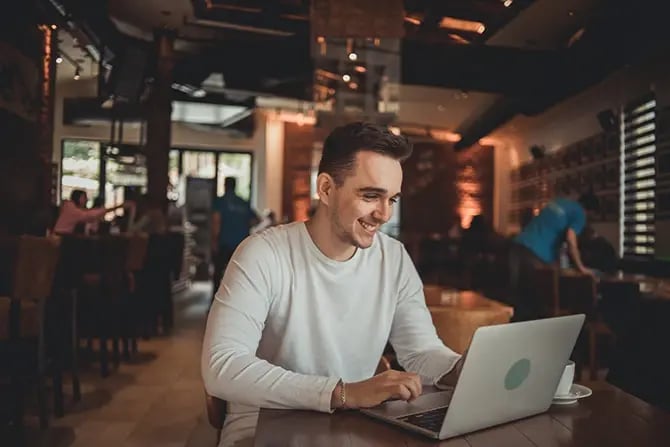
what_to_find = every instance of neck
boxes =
[305,208,356,261]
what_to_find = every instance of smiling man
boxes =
[202,122,462,443]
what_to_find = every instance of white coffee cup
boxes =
[555,360,575,396]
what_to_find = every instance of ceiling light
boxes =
[439,17,486,34]
[354,65,367,73]
[429,129,461,142]
[404,16,421,26]
[342,74,351,82]
[447,33,470,44]
[348,52,358,61]
[503,0,513,7]
[349,82,358,90]
[73,68,80,80]
[51,24,57,30]
[55,55,63,64]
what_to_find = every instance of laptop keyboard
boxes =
[398,406,448,433]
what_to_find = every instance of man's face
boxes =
[77,193,88,208]
[326,151,402,249]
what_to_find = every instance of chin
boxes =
[353,232,376,249]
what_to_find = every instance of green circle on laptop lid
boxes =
[505,358,531,390]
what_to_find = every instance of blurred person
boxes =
[129,195,168,234]
[508,192,600,321]
[211,177,259,298]
[53,189,133,235]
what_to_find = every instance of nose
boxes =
[373,200,392,223]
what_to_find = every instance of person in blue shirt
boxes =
[211,177,259,298]
[509,193,600,321]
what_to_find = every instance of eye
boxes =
[363,194,379,201]
[390,197,399,204]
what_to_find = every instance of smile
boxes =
[359,219,378,233]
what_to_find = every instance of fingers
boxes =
[390,383,413,401]
[382,371,422,401]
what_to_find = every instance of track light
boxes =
[73,68,80,80]
[56,55,63,64]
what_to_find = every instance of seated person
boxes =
[53,189,133,235]
[202,123,464,443]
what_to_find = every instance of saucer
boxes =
[552,384,592,405]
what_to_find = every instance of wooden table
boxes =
[251,382,670,446]
[425,288,513,354]
[560,269,670,301]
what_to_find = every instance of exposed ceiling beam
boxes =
[454,0,670,150]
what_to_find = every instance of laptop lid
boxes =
[439,314,585,439]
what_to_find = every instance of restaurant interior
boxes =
[1,0,670,445]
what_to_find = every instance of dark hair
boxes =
[224,177,237,194]
[578,191,600,212]
[70,189,86,204]
[318,122,413,186]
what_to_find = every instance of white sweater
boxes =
[201,222,460,426]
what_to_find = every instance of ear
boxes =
[316,172,335,206]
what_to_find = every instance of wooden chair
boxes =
[559,273,613,380]
[0,235,61,428]
[533,265,560,317]
[203,356,394,444]
[122,233,149,359]
[78,235,129,376]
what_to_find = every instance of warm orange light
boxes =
[478,137,497,146]
[354,65,367,73]
[404,16,422,26]
[447,33,470,44]
[429,129,461,142]
[439,17,486,34]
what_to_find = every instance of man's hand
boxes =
[331,370,422,410]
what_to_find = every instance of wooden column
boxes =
[145,30,175,210]
[37,25,58,206]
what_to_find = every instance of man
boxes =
[202,123,463,443]
[211,177,259,297]
[53,189,131,235]
[509,193,600,321]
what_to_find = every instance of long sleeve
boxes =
[389,246,461,383]
[54,202,107,234]
[201,236,340,413]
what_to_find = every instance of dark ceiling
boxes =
[45,0,670,147]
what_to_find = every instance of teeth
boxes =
[360,220,376,231]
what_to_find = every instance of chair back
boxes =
[125,233,149,272]
[533,265,560,316]
[12,235,61,302]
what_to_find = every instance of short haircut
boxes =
[318,122,413,186]
[224,177,237,193]
[70,189,86,204]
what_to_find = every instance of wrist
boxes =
[330,380,347,410]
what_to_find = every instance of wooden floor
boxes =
[7,282,217,447]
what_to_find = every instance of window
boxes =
[620,94,656,258]
[216,152,252,200]
[61,140,101,206]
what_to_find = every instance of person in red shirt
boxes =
[53,189,133,234]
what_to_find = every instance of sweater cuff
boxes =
[318,377,342,413]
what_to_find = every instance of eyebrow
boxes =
[357,187,401,199]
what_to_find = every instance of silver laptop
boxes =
[360,314,585,439]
